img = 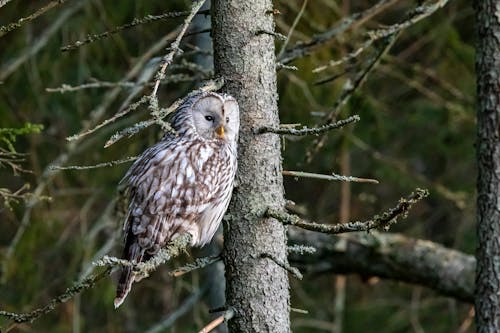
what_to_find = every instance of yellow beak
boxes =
[215,125,225,138]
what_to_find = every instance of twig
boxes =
[291,307,309,314]
[0,268,112,324]
[267,188,429,234]
[61,9,210,52]
[287,244,317,255]
[171,255,221,277]
[256,29,287,41]
[93,233,192,279]
[150,0,206,97]
[45,74,203,93]
[66,96,150,142]
[256,115,360,136]
[278,0,400,64]
[198,308,235,333]
[0,0,86,81]
[312,0,450,73]
[0,0,68,38]
[305,34,398,164]
[283,170,379,184]
[261,253,303,280]
[49,156,137,171]
[277,0,308,58]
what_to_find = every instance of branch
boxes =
[305,34,398,163]
[268,188,428,234]
[283,170,379,184]
[150,0,206,97]
[93,233,192,279]
[261,253,303,280]
[0,267,112,323]
[61,9,210,52]
[278,0,400,64]
[171,254,221,277]
[288,229,475,303]
[0,0,86,81]
[256,115,360,135]
[49,156,137,171]
[312,0,450,73]
[0,0,68,38]
[0,234,192,325]
[198,308,235,333]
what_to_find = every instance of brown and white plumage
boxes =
[114,92,239,308]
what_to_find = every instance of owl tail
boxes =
[114,266,134,308]
[114,242,143,308]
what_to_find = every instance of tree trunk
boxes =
[475,0,500,331]
[212,1,291,332]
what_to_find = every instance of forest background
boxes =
[0,0,475,332]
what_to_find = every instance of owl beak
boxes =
[215,125,225,138]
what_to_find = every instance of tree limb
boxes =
[269,188,428,234]
[288,229,475,303]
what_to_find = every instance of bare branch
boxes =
[0,0,68,38]
[198,308,235,333]
[256,115,359,135]
[283,170,379,184]
[93,233,192,280]
[278,0,400,64]
[268,188,429,234]
[261,253,303,280]
[171,255,221,277]
[277,0,308,58]
[306,34,398,163]
[150,0,207,97]
[0,268,112,324]
[61,9,210,52]
[66,96,150,142]
[312,0,450,73]
[49,156,137,171]
[288,229,475,303]
[0,1,86,81]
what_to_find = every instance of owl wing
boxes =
[115,139,217,307]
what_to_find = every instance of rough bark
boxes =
[475,0,500,331]
[289,230,475,303]
[212,1,290,332]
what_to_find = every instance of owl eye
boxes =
[205,115,214,122]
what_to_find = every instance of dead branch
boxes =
[256,115,359,136]
[305,34,398,163]
[268,188,428,234]
[283,170,379,184]
[61,9,210,52]
[0,0,68,38]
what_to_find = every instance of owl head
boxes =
[171,92,240,144]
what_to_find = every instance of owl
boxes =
[114,92,239,308]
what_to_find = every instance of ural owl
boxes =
[114,92,239,308]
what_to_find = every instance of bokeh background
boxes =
[0,0,474,332]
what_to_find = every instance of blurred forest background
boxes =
[0,0,474,332]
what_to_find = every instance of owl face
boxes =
[190,93,239,143]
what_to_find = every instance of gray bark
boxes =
[289,230,475,303]
[212,1,291,332]
[475,0,500,331]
